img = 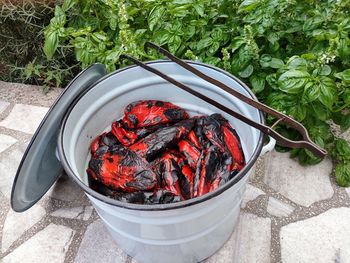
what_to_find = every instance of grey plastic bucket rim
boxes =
[58,60,265,211]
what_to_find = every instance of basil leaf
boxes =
[318,76,336,109]
[335,139,350,161]
[193,3,204,17]
[229,37,245,53]
[310,103,329,121]
[260,54,272,68]
[148,6,165,31]
[338,38,350,59]
[43,29,59,60]
[266,73,279,90]
[62,0,75,11]
[54,6,66,26]
[239,64,254,78]
[333,112,350,132]
[239,0,261,12]
[288,103,307,121]
[335,163,350,187]
[319,65,331,76]
[287,56,308,70]
[269,58,284,69]
[335,69,350,84]
[278,70,310,94]
[197,37,213,51]
[168,35,182,54]
[250,75,265,93]
[304,82,320,102]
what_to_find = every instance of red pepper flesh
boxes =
[221,122,245,171]
[111,120,167,146]
[178,139,201,169]
[123,100,189,128]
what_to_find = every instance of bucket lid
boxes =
[11,63,107,212]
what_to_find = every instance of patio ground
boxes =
[0,81,349,263]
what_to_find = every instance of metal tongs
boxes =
[120,42,327,158]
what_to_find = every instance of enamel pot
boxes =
[11,61,275,263]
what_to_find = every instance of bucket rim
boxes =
[58,60,265,211]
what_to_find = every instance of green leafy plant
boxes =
[0,1,77,88]
[43,0,350,186]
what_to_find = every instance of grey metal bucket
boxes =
[58,61,274,263]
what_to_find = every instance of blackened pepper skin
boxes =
[87,145,157,192]
[193,117,211,149]
[209,152,232,192]
[152,153,182,196]
[193,151,205,198]
[90,132,119,156]
[149,190,181,204]
[196,146,220,197]
[130,118,195,162]
[152,151,193,200]
[123,100,189,128]
[202,114,226,152]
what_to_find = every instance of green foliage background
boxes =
[43,0,350,185]
[0,1,77,89]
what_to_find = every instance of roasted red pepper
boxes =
[178,139,200,169]
[90,132,119,156]
[187,130,202,149]
[111,120,167,146]
[152,152,183,197]
[123,100,189,128]
[192,116,211,149]
[87,100,245,205]
[201,114,245,172]
[157,150,195,199]
[130,118,195,161]
[202,114,226,152]
[221,122,245,171]
[195,146,221,197]
[177,164,194,199]
[209,152,232,192]
[87,145,157,192]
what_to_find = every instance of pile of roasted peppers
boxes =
[87,100,245,204]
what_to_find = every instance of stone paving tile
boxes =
[345,188,350,198]
[51,206,93,221]
[2,223,75,263]
[0,143,27,198]
[241,183,265,208]
[264,150,333,207]
[0,104,48,134]
[0,100,10,115]
[281,208,350,263]
[45,175,84,202]
[75,219,128,263]
[1,204,46,252]
[206,212,271,263]
[267,197,294,217]
[0,134,17,153]
[0,81,62,107]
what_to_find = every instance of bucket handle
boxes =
[260,137,276,156]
